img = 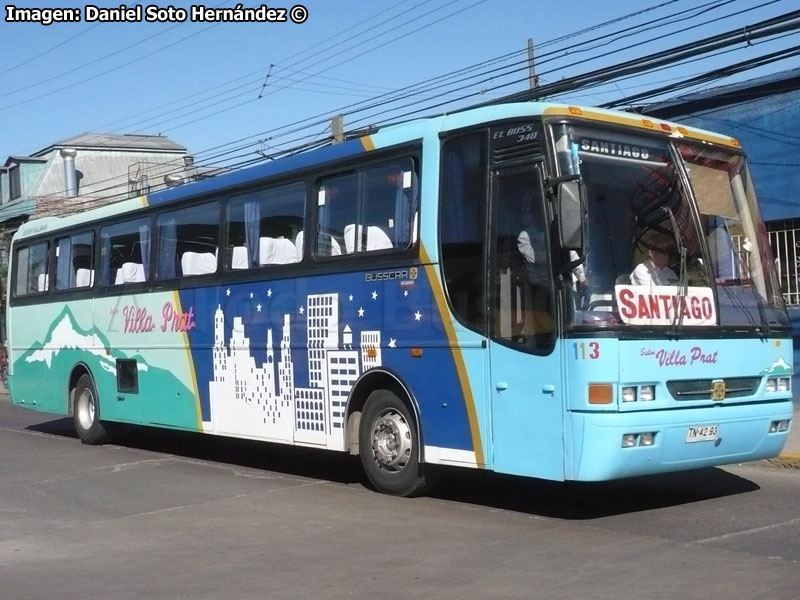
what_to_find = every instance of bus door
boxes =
[487,166,565,480]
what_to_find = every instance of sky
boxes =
[1,0,798,168]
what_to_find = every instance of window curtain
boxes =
[317,186,331,256]
[100,234,111,285]
[244,199,260,268]
[394,170,419,246]
[442,150,466,242]
[56,237,72,289]
[158,218,177,278]
[138,222,151,280]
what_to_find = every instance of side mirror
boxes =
[558,180,585,251]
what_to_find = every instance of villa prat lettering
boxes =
[122,302,196,334]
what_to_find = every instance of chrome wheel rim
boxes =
[76,388,96,431]
[371,408,412,471]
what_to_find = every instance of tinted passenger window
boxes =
[56,232,94,289]
[100,218,151,285]
[440,133,488,333]
[227,182,305,268]
[14,241,50,296]
[316,172,356,257]
[157,203,219,278]
[315,158,418,257]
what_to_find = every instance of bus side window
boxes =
[99,218,151,286]
[315,158,418,258]
[56,232,94,290]
[440,133,488,334]
[227,182,305,269]
[156,202,219,278]
[14,241,50,296]
[361,159,417,252]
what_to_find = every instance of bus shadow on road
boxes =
[429,466,761,519]
[28,417,760,518]
[27,418,365,486]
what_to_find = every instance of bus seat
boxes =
[587,293,614,312]
[315,233,342,256]
[181,252,217,276]
[75,268,94,287]
[331,235,342,256]
[114,263,145,284]
[295,231,304,260]
[37,273,49,292]
[343,224,393,253]
[231,246,249,270]
[259,237,299,265]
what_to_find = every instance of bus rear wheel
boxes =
[73,374,109,445]
[358,389,432,497]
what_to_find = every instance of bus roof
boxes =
[12,101,738,243]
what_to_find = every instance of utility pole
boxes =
[527,38,538,91]
[331,114,344,144]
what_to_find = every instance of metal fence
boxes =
[768,221,800,306]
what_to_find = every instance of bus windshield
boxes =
[557,124,788,332]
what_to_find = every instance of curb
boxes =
[763,452,800,469]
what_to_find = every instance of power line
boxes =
[0,23,101,76]
[29,1,796,203]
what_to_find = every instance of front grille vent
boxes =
[666,377,760,401]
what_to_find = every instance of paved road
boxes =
[1,397,798,600]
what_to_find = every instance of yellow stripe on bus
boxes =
[543,106,740,148]
[420,245,486,467]
[360,136,375,152]
[172,290,203,430]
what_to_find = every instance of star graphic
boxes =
[414,310,422,321]
[371,291,378,300]
[256,303,262,312]
[299,306,305,314]
[267,289,272,297]
[403,290,409,297]
[388,338,397,348]
[226,288,231,296]
[358,307,365,317]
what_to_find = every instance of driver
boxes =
[630,237,678,286]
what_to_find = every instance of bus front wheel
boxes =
[73,374,109,445]
[359,389,432,497]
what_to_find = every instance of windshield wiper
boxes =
[665,207,689,335]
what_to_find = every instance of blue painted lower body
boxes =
[569,400,793,481]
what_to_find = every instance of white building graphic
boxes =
[207,292,382,450]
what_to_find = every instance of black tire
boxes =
[73,373,109,445]
[358,389,434,497]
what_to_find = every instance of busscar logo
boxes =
[365,269,411,282]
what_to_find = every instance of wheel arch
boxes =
[345,368,423,461]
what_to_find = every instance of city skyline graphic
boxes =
[207,291,385,450]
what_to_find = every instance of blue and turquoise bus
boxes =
[6,102,793,496]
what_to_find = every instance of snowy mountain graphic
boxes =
[14,307,196,428]
[761,357,792,375]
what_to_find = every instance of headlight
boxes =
[622,386,637,403]
[640,385,655,401]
